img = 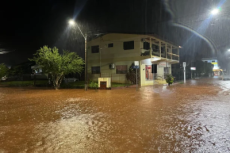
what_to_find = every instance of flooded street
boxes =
[1,78,230,152]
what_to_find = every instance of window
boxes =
[116,65,127,74]
[152,44,159,52]
[161,47,165,53]
[108,43,113,48]
[212,61,215,62]
[143,42,150,50]
[123,41,134,50]
[91,66,100,74]
[91,45,99,53]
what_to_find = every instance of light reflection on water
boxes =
[0,78,230,152]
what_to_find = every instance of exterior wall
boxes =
[87,33,177,86]
[140,59,171,86]
[87,34,143,65]
[88,61,133,83]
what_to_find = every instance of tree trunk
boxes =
[52,74,64,90]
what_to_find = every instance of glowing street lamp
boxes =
[69,19,88,91]
[68,20,75,26]
[228,49,230,52]
[211,8,220,15]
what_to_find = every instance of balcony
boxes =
[141,49,179,63]
[140,37,180,63]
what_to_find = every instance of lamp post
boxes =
[69,19,88,91]
[211,8,220,15]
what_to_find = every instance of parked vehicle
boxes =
[1,76,7,81]
[64,77,78,83]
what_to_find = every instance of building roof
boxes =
[89,33,179,48]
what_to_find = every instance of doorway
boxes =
[100,81,107,89]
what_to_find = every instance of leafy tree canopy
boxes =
[29,46,84,89]
[0,63,9,79]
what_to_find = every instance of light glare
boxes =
[211,8,219,15]
[69,20,75,26]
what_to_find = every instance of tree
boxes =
[126,63,140,84]
[29,46,84,90]
[0,63,9,80]
[195,61,214,77]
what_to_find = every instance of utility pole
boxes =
[183,62,186,83]
[69,20,88,91]
[85,34,87,91]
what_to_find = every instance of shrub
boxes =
[165,74,174,86]
[126,63,139,84]
[89,81,98,90]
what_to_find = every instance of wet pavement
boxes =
[0,78,230,152]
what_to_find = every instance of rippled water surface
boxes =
[1,78,230,152]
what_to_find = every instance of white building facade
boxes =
[87,33,180,86]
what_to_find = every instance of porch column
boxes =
[177,48,180,61]
[159,41,161,58]
[149,37,152,56]
[139,60,142,87]
[171,45,173,60]
[165,44,168,59]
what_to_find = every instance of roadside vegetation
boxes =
[0,63,9,79]
[29,46,84,90]
[0,80,132,89]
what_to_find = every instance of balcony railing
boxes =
[141,49,179,61]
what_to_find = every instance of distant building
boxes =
[87,33,181,86]
[202,58,222,76]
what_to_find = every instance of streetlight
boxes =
[228,49,230,52]
[211,8,220,15]
[69,19,88,91]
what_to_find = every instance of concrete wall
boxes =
[87,33,176,86]
[88,61,133,83]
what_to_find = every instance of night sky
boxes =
[0,0,227,68]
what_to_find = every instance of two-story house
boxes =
[87,33,180,86]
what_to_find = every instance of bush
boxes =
[126,63,140,84]
[165,74,174,86]
[89,81,98,89]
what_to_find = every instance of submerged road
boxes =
[0,78,230,152]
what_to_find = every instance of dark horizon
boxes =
[0,0,227,68]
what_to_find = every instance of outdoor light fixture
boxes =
[68,19,88,91]
[69,20,75,26]
[179,46,182,48]
[228,49,230,51]
[211,8,220,15]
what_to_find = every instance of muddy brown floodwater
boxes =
[0,78,230,152]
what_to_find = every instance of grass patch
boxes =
[0,81,34,87]
[61,81,85,89]
[0,80,49,87]
[0,80,133,89]
[111,83,132,88]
